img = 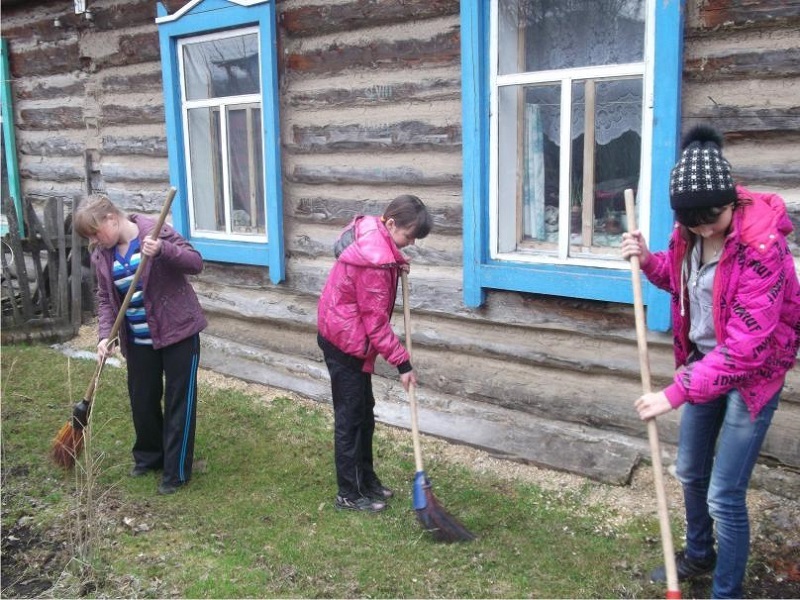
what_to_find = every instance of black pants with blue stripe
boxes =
[126,333,200,486]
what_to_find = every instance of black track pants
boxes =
[318,334,378,499]
[126,334,200,486]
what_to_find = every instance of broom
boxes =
[624,188,681,599]
[52,187,177,469]
[401,271,475,543]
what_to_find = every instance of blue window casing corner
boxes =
[156,0,285,283]
[460,1,684,332]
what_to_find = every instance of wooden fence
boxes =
[1,196,88,344]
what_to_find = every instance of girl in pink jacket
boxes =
[622,125,800,598]
[318,195,432,513]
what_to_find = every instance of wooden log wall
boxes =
[2,0,798,493]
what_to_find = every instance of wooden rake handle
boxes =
[401,271,425,474]
[624,189,681,598]
[82,187,177,401]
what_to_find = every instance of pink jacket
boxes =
[317,215,410,373]
[642,186,800,418]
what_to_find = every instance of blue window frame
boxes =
[461,1,683,331]
[156,0,284,282]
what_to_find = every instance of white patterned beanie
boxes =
[669,125,737,210]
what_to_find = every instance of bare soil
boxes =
[2,327,799,598]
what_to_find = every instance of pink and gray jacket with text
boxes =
[317,215,410,374]
[642,186,800,418]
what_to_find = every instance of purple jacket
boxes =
[642,186,800,418]
[92,214,207,356]
[317,215,410,373]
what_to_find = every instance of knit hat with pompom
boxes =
[669,125,737,210]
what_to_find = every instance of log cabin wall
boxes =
[1,0,798,495]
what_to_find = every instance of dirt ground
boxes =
[3,327,799,598]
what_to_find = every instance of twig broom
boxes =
[624,188,681,599]
[401,271,475,543]
[52,187,177,469]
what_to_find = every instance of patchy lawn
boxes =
[2,338,799,598]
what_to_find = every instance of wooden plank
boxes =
[93,32,161,70]
[581,80,596,246]
[290,121,461,153]
[19,137,85,157]
[684,48,800,81]
[696,0,800,30]
[19,161,85,182]
[1,0,161,43]
[288,78,461,108]
[281,0,459,37]
[101,136,169,157]
[18,107,85,131]
[8,41,81,78]
[286,31,461,75]
[1,233,23,325]
[43,201,64,319]
[23,202,52,318]
[15,80,85,102]
[3,198,33,320]
[683,107,800,138]
[102,71,163,94]
[56,199,69,319]
[101,104,165,127]
[289,164,460,187]
[100,163,171,184]
[291,195,463,234]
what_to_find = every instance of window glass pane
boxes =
[183,33,260,100]
[228,106,265,235]
[498,84,561,251]
[498,0,646,75]
[569,78,642,253]
[187,107,224,232]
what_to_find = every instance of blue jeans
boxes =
[675,388,780,599]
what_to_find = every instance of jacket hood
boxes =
[336,215,407,268]
[736,186,794,254]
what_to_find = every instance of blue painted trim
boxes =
[479,262,635,303]
[460,2,488,308]
[460,1,683,333]
[156,0,285,283]
[188,238,271,265]
[1,39,23,237]
[646,0,685,331]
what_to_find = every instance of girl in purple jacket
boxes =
[318,195,432,513]
[622,126,800,598]
[75,195,207,496]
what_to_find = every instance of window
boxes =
[157,0,284,280]
[462,0,682,330]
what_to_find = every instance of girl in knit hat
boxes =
[621,125,800,599]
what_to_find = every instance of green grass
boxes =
[2,343,672,598]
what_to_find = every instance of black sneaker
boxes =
[650,550,716,583]
[130,466,151,477]
[335,495,386,513]
[365,484,394,500]
[157,481,185,495]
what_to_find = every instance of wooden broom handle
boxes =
[83,187,177,400]
[624,189,680,597]
[401,271,425,473]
